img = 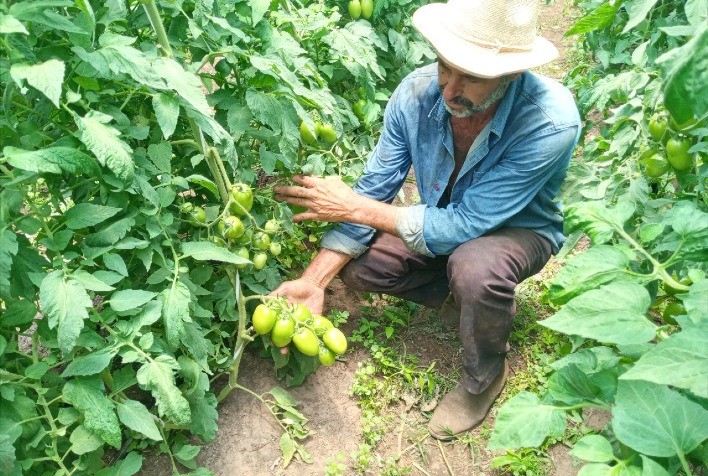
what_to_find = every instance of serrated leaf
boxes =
[69,425,104,455]
[620,327,708,398]
[181,241,251,265]
[488,392,566,450]
[161,281,191,350]
[71,270,115,292]
[116,400,162,441]
[109,289,158,313]
[64,203,122,229]
[136,356,191,426]
[622,0,660,33]
[564,201,635,244]
[0,434,18,475]
[566,2,619,36]
[85,215,136,247]
[10,59,65,107]
[74,110,134,182]
[0,230,18,299]
[540,283,656,345]
[188,391,218,444]
[62,348,114,377]
[280,433,295,467]
[63,377,121,448]
[269,386,299,408]
[186,175,218,198]
[570,435,615,463]
[103,253,128,277]
[152,93,180,140]
[612,380,708,457]
[3,146,100,176]
[154,57,210,116]
[0,14,28,34]
[39,270,92,354]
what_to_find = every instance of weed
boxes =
[490,448,552,476]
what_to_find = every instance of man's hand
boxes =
[274,175,360,223]
[269,278,326,315]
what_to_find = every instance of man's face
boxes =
[437,59,513,118]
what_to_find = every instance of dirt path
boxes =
[140,2,595,474]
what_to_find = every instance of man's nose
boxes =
[442,74,463,100]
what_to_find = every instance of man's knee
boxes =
[447,237,517,299]
[338,260,372,291]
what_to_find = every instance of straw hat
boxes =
[412,0,558,78]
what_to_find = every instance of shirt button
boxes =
[434,184,440,190]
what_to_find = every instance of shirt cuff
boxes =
[321,229,369,259]
[395,205,435,257]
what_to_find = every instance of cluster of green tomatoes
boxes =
[180,183,283,270]
[252,299,348,366]
[348,0,373,20]
[641,113,697,178]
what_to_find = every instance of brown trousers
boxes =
[339,228,552,394]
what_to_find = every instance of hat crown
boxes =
[445,0,539,51]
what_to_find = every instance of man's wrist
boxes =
[300,275,327,290]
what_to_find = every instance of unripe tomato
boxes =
[292,303,312,323]
[315,122,337,144]
[323,328,347,355]
[293,328,319,356]
[644,154,670,178]
[662,301,685,325]
[179,202,194,214]
[234,247,250,269]
[252,231,271,250]
[318,346,336,366]
[264,219,280,235]
[252,304,277,334]
[269,242,282,256]
[666,137,693,171]
[348,0,362,19]
[235,227,253,245]
[353,99,366,121]
[230,183,253,215]
[189,207,206,226]
[299,122,318,146]
[214,58,232,77]
[219,216,246,240]
[253,252,268,270]
[648,116,667,142]
[360,0,373,19]
[271,318,295,347]
[311,315,334,336]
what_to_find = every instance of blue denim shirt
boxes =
[322,63,581,257]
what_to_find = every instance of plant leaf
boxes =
[64,203,122,229]
[570,435,615,463]
[488,392,566,450]
[280,433,295,467]
[136,356,191,426]
[161,281,191,350]
[62,348,114,377]
[39,270,92,354]
[10,59,65,107]
[152,93,180,140]
[116,400,162,441]
[63,377,121,448]
[181,241,251,266]
[622,0,660,33]
[109,289,158,313]
[3,146,99,176]
[74,110,135,182]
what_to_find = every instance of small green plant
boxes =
[490,449,552,476]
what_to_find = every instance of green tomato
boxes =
[348,0,362,19]
[353,99,366,121]
[179,202,194,214]
[235,227,253,245]
[292,328,320,356]
[311,315,334,336]
[219,216,245,240]
[234,246,250,269]
[360,0,373,19]
[648,116,667,142]
[269,242,282,256]
[323,328,347,355]
[299,122,318,146]
[189,208,206,226]
[318,346,337,366]
[252,231,271,251]
[315,122,338,144]
[214,58,232,77]
[292,303,312,323]
[665,137,693,171]
[662,301,685,325]
[271,318,295,347]
[252,304,277,335]
[643,154,670,178]
[253,252,268,270]
[264,219,280,235]
[230,183,253,216]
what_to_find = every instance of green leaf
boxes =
[488,392,566,450]
[3,146,100,176]
[540,283,656,345]
[154,57,210,116]
[63,377,121,448]
[188,391,218,444]
[109,289,158,313]
[0,230,18,299]
[103,253,128,277]
[69,424,104,455]
[10,59,65,107]
[269,386,300,408]
[622,0,660,33]
[174,444,200,461]
[570,435,615,463]
[116,400,162,441]
[186,175,218,198]
[147,141,172,174]
[74,110,134,182]
[161,280,190,350]
[136,356,191,426]
[280,433,295,467]
[0,299,36,327]
[548,246,638,305]
[64,203,122,230]
[71,270,116,292]
[547,365,612,406]
[612,380,708,457]
[95,451,143,476]
[685,0,708,26]
[657,23,708,124]
[250,0,271,25]
[85,215,136,247]
[577,464,614,476]
[62,348,114,377]
[564,201,635,244]
[0,434,19,475]
[640,455,670,476]
[152,94,180,140]
[619,327,708,398]
[181,241,251,266]
[0,14,28,34]
[682,280,708,324]
[39,270,92,354]
[565,2,619,36]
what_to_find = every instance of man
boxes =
[272,0,580,439]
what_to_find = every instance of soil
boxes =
[140,1,602,475]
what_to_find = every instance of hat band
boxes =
[443,18,535,54]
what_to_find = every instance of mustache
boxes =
[438,85,475,107]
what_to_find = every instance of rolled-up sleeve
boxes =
[395,205,434,257]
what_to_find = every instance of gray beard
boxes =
[443,76,513,118]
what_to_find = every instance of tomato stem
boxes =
[141,0,173,58]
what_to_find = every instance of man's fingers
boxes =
[292,174,319,187]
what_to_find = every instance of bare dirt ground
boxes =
[140,1,606,475]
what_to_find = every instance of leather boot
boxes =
[428,361,508,440]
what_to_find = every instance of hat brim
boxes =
[412,3,558,78]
